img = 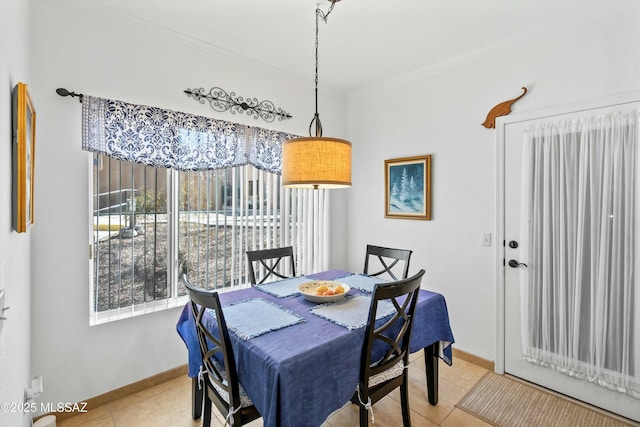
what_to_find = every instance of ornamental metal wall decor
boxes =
[184,87,292,123]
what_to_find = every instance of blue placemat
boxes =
[220,298,305,340]
[255,276,314,298]
[306,270,353,281]
[309,295,394,330]
[338,274,388,293]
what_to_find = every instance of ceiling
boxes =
[93,0,610,93]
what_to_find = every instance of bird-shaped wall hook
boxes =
[481,87,528,129]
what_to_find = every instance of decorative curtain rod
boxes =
[56,88,83,102]
[184,86,292,123]
[58,87,291,124]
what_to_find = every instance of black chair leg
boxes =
[400,377,411,427]
[359,405,369,427]
[192,377,202,419]
[202,393,212,427]
[424,343,439,405]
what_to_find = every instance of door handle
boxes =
[508,259,528,268]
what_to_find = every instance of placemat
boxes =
[221,298,305,340]
[309,295,395,330]
[306,270,353,281]
[255,276,313,298]
[338,274,388,293]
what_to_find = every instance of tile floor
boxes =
[55,350,491,427]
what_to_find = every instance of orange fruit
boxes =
[316,285,328,295]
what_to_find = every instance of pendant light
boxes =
[282,0,352,189]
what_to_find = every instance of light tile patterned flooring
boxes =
[57,351,492,427]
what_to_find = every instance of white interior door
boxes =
[500,97,640,423]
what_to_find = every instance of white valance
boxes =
[81,95,297,173]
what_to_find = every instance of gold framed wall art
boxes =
[13,82,36,233]
[384,154,431,220]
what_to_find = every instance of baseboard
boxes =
[35,364,188,423]
[452,347,494,371]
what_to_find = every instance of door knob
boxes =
[508,259,528,268]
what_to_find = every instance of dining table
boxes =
[176,269,455,427]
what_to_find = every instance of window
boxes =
[91,154,328,324]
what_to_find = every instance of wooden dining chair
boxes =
[352,269,425,427]
[246,246,296,285]
[363,244,413,281]
[183,275,261,427]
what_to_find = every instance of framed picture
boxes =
[13,82,36,233]
[385,154,431,220]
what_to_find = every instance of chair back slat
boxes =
[246,246,296,285]
[363,244,412,281]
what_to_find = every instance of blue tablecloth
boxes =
[176,271,455,427]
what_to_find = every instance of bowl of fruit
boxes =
[297,280,350,303]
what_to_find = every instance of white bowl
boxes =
[298,280,350,303]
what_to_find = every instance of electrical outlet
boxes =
[481,233,492,247]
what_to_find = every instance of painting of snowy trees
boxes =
[385,155,431,220]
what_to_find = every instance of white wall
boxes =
[0,0,33,426]
[29,0,347,408]
[345,3,640,360]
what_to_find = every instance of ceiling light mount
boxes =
[282,0,352,189]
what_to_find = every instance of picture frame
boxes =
[13,82,36,233]
[385,154,431,220]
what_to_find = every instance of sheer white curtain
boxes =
[519,109,640,399]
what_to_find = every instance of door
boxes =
[501,99,640,423]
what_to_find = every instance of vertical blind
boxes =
[178,167,329,290]
[91,155,172,321]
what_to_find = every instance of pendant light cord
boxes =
[310,1,338,138]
